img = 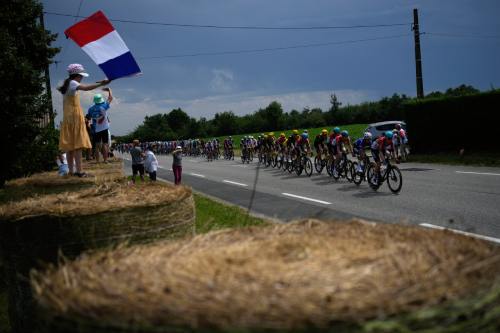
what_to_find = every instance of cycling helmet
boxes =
[292,129,299,135]
[363,132,372,139]
[395,123,402,130]
[264,135,268,139]
[341,130,349,137]
[321,129,328,135]
[229,136,232,139]
[333,127,340,134]
[269,132,274,136]
[385,131,394,139]
[304,129,308,134]
[301,133,308,139]
[280,133,285,137]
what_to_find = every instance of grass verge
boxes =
[194,193,266,233]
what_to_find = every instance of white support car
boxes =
[364,121,406,139]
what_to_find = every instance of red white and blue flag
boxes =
[65,11,141,80]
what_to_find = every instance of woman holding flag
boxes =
[58,63,110,177]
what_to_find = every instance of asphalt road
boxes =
[119,153,500,241]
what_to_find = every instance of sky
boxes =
[42,0,500,135]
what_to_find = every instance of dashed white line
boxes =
[456,171,500,176]
[230,164,248,168]
[419,223,500,244]
[223,180,248,187]
[189,173,206,178]
[282,193,331,205]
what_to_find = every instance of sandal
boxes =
[74,172,90,178]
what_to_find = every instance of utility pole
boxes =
[40,9,54,127]
[413,8,424,98]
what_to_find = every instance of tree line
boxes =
[115,84,483,143]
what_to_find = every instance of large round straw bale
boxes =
[4,159,124,202]
[32,220,500,332]
[0,181,194,333]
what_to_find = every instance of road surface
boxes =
[118,153,500,242]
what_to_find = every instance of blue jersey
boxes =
[87,102,110,134]
[354,138,371,150]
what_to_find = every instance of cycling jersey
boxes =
[371,137,393,151]
[277,136,287,146]
[314,134,328,147]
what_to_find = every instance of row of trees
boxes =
[1,0,59,186]
[116,84,483,143]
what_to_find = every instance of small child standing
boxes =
[144,145,158,181]
[130,139,145,184]
[56,151,69,176]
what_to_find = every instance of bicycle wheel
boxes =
[366,163,381,191]
[272,155,278,168]
[304,157,313,177]
[287,160,294,173]
[314,156,323,173]
[345,160,354,182]
[295,159,303,176]
[386,165,403,194]
[326,159,334,177]
[351,162,363,186]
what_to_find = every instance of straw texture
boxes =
[32,220,500,332]
[0,180,195,333]
[3,159,125,203]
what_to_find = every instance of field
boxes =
[213,123,368,144]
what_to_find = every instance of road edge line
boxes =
[419,223,500,244]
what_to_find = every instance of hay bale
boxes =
[31,220,500,332]
[0,182,195,333]
[4,159,124,202]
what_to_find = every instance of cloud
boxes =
[210,69,235,93]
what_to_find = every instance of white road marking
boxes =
[230,164,248,168]
[223,180,248,187]
[419,223,500,244]
[456,171,500,176]
[281,193,331,205]
[189,173,206,178]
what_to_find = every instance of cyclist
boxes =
[353,132,373,172]
[333,130,353,168]
[314,129,329,161]
[371,130,396,174]
[296,131,311,157]
[328,127,341,158]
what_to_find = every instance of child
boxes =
[87,87,113,163]
[144,145,158,181]
[56,151,69,176]
[130,139,145,184]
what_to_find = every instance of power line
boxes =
[424,32,500,39]
[137,33,412,60]
[44,11,410,30]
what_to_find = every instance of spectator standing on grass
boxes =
[87,88,113,163]
[172,145,183,185]
[144,145,158,181]
[58,63,110,177]
[130,139,145,184]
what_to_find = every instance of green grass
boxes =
[409,152,500,167]
[194,193,266,233]
[213,123,369,144]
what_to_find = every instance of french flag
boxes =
[65,11,141,80]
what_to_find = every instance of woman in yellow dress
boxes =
[58,64,109,177]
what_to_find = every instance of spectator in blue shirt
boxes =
[87,88,113,162]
